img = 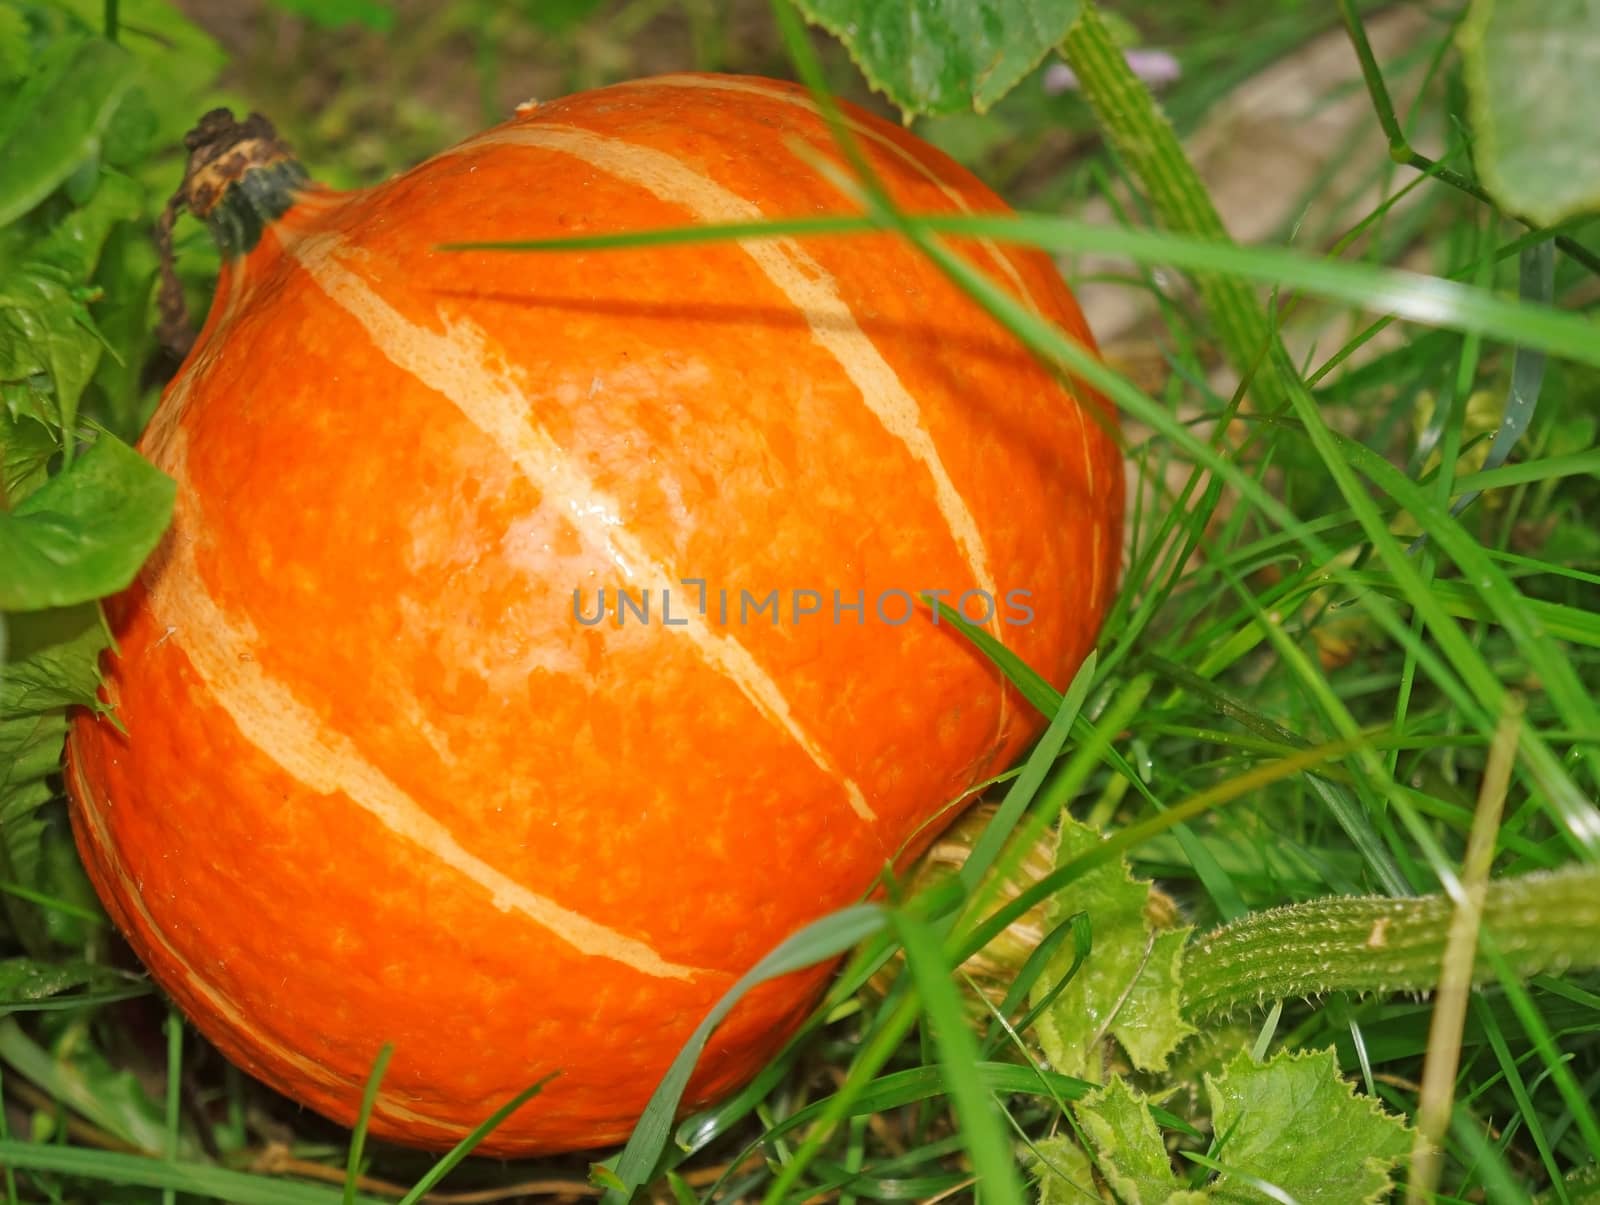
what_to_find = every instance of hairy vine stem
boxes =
[1182,864,1600,1018]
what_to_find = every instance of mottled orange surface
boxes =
[66,74,1122,1154]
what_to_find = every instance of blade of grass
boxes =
[1449,1104,1536,1205]
[0,1063,14,1205]
[344,1043,393,1205]
[161,1013,181,1205]
[954,650,1094,893]
[923,597,1062,718]
[958,734,1377,965]
[891,908,1024,1205]
[1407,694,1517,1200]
[440,212,1600,372]
[757,633,1102,1200]
[1336,0,1600,277]
[1447,239,1555,523]
[1470,994,1568,1201]
[603,903,888,1202]
[395,1075,557,1205]
[0,1141,389,1205]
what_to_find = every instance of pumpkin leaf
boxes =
[1030,1133,1109,1203]
[0,262,105,439]
[0,605,106,713]
[1044,1051,1413,1204]
[1201,1047,1412,1204]
[1075,1077,1204,1204]
[1459,0,1600,226]
[1030,813,1195,1081]
[790,0,1082,118]
[0,34,140,228]
[0,431,172,611]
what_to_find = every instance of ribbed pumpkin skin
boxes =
[65,74,1122,1154]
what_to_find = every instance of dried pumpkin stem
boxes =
[154,108,310,356]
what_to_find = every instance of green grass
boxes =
[1,0,1599,1201]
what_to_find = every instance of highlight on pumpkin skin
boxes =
[443,122,1010,625]
[285,228,880,826]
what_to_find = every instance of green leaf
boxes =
[1031,1133,1108,1203]
[35,823,109,947]
[31,167,143,280]
[0,407,58,508]
[1202,1048,1412,1204]
[0,265,103,437]
[1031,814,1195,1081]
[1459,0,1600,226]
[1050,1052,1412,1204]
[0,166,144,442]
[46,0,228,153]
[101,83,161,169]
[0,605,107,953]
[0,35,140,227]
[1074,1078,1200,1204]
[0,604,106,712]
[0,431,172,611]
[81,218,161,440]
[791,0,1082,117]
[0,5,28,86]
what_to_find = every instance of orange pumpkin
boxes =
[65,73,1122,1155]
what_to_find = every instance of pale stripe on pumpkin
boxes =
[453,124,1005,645]
[137,427,710,982]
[609,75,1110,607]
[613,73,1099,499]
[288,230,878,826]
[67,741,437,1128]
[634,82,1039,306]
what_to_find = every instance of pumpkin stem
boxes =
[155,108,310,356]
